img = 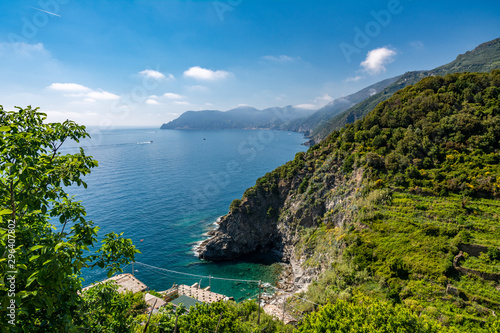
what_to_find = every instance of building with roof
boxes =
[161,283,228,304]
[144,293,167,313]
[170,295,203,311]
[81,273,147,294]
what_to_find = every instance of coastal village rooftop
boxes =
[81,273,147,293]
[170,283,228,303]
[82,274,228,305]
[81,272,296,325]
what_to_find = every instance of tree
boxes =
[0,106,139,331]
[79,282,147,333]
[296,298,448,333]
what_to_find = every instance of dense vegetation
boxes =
[293,70,500,332]
[332,70,500,198]
[79,284,294,333]
[79,282,148,332]
[132,299,293,333]
[283,76,399,134]
[224,70,500,332]
[77,285,459,332]
[0,107,138,332]
[297,297,448,332]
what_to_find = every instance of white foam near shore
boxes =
[191,216,223,257]
[192,240,205,257]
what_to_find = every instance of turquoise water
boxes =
[62,128,306,301]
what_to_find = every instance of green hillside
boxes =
[311,37,500,142]
[200,70,500,332]
[291,70,500,331]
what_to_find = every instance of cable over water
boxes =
[135,261,263,284]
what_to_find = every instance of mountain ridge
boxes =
[310,37,500,142]
[160,37,500,143]
[282,76,400,134]
[160,105,316,130]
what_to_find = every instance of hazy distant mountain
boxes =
[310,37,500,142]
[282,76,399,134]
[160,105,316,130]
[161,37,500,140]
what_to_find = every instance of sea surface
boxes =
[61,128,307,301]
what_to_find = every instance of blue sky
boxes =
[0,0,499,127]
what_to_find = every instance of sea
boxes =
[61,128,307,301]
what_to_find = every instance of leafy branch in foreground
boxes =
[0,106,139,331]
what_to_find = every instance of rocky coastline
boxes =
[196,153,363,294]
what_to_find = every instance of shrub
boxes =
[296,297,447,332]
[229,199,242,212]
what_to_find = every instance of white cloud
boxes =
[146,99,160,105]
[163,92,185,100]
[48,83,91,93]
[0,42,49,58]
[294,104,318,110]
[47,82,120,102]
[316,94,333,103]
[87,90,120,101]
[294,94,333,111]
[174,101,190,106]
[183,66,230,81]
[261,55,299,63]
[45,110,100,121]
[139,69,173,80]
[360,47,397,75]
[345,75,364,82]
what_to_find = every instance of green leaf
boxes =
[30,245,44,252]
[0,209,12,216]
[29,255,40,262]
[26,272,38,287]
[0,126,10,132]
[55,242,64,252]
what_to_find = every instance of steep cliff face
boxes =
[198,182,287,261]
[198,164,297,261]
[198,148,362,266]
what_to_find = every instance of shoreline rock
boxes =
[197,157,361,297]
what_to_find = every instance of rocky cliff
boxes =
[198,147,363,288]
